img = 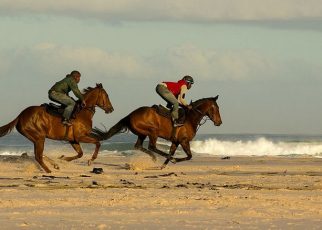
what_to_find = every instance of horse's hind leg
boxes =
[33,139,51,173]
[60,141,84,162]
[21,129,51,173]
[172,141,192,163]
[147,135,170,158]
[134,135,157,162]
[134,135,146,149]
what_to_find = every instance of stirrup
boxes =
[172,119,183,127]
[62,119,72,126]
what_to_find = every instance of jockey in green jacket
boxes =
[48,70,86,126]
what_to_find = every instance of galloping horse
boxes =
[92,96,222,168]
[0,83,114,173]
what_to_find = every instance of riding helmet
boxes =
[183,75,194,84]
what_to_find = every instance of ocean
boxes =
[1,132,322,158]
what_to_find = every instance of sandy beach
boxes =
[1,152,322,229]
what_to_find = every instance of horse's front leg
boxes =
[171,141,192,163]
[60,141,84,162]
[60,135,101,165]
[75,135,101,165]
[161,142,178,169]
[43,155,60,170]
[88,141,101,165]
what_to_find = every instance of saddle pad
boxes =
[151,104,185,123]
[41,103,64,117]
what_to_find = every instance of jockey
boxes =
[156,75,194,127]
[48,70,86,126]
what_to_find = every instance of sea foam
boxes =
[190,137,322,157]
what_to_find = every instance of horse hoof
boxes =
[59,155,65,159]
[170,159,177,164]
[88,160,92,166]
[160,164,166,170]
[54,164,60,170]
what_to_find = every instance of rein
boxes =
[84,106,96,114]
[197,116,210,131]
[191,107,210,131]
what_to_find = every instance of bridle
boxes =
[191,106,211,131]
[83,105,96,115]
[82,88,105,115]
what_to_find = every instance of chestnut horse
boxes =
[0,83,113,173]
[92,96,222,168]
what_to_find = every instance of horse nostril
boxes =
[215,120,222,126]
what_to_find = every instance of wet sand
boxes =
[1,153,322,229]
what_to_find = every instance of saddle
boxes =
[152,104,186,124]
[41,101,82,119]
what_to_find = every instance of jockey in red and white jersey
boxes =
[156,75,194,127]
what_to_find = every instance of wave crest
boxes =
[191,137,322,157]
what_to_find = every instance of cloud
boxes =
[0,42,300,83]
[154,44,278,81]
[1,0,322,23]
[0,43,321,84]
[0,43,154,80]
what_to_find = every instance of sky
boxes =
[0,0,322,135]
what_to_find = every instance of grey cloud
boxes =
[1,0,322,23]
[1,43,320,83]
[0,43,155,80]
[151,44,280,81]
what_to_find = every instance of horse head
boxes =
[83,83,114,114]
[192,96,222,126]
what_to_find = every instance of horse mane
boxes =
[191,98,210,108]
[191,96,218,108]
[83,87,94,94]
[82,83,103,95]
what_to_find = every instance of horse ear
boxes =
[214,95,219,101]
[96,83,103,88]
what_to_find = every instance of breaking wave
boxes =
[190,137,322,157]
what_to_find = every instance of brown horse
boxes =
[0,83,114,173]
[92,96,222,168]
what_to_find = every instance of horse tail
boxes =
[91,116,129,141]
[0,117,19,138]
